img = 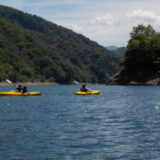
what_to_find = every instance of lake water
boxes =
[0,85,160,160]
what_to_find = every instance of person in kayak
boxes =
[16,85,22,92]
[22,86,28,93]
[80,84,90,92]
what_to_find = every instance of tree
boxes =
[122,24,160,81]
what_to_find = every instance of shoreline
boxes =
[0,82,59,86]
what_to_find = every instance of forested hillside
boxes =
[0,5,120,84]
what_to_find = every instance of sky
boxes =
[1,0,160,47]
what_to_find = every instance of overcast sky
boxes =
[1,0,160,47]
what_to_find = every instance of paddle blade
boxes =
[6,79,12,84]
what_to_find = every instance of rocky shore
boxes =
[107,72,160,85]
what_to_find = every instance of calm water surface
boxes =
[0,85,160,160]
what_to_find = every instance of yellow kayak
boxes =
[75,90,101,95]
[0,91,42,96]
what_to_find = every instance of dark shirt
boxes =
[16,86,22,92]
[80,86,88,92]
[22,87,28,93]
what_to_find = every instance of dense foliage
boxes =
[122,24,160,82]
[113,47,125,57]
[0,5,120,83]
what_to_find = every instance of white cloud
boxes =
[68,24,84,34]
[127,10,160,27]
[92,14,115,26]
[1,0,160,46]
[58,14,128,47]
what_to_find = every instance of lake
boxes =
[0,85,160,160]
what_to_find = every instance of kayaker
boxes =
[16,85,22,92]
[22,86,28,93]
[80,84,89,92]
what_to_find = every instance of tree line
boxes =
[121,24,160,82]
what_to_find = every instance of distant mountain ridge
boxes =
[106,46,119,51]
[0,5,120,84]
[107,46,125,57]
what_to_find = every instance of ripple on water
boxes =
[1,85,160,159]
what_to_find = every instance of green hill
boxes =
[0,5,120,84]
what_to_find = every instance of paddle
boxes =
[6,79,18,88]
[5,79,17,91]
[6,79,24,92]
[6,79,13,85]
